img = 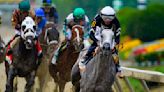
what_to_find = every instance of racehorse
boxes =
[49,25,84,92]
[71,28,116,92]
[5,17,39,92]
[0,35,5,63]
[36,24,59,92]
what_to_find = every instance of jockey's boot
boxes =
[5,35,20,64]
[79,50,94,72]
[35,40,43,59]
[113,53,123,78]
[51,47,60,65]
[51,39,68,65]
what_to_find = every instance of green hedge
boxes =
[134,51,164,65]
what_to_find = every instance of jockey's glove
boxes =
[38,53,43,59]
[115,44,120,50]
[15,24,21,30]
[7,49,13,55]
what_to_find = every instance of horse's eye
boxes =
[22,25,26,31]
[33,26,36,30]
[101,35,103,39]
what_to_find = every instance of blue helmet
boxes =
[42,0,52,6]
[35,8,45,17]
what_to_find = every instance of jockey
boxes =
[79,6,122,76]
[41,0,59,27]
[35,8,47,37]
[5,0,43,64]
[51,8,90,65]
[63,7,90,41]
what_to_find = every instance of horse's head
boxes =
[100,28,115,55]
[21,16,36,49]
[44,26,59,45]
[71,25,84,52]
[43,26,59,52]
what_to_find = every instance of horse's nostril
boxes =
[103,43,110,50]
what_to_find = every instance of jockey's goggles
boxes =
[101,15,115,20]
[74,17,85,22]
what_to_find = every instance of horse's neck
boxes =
[66,43,76,53]
[18,39,26,52]
[95,52,113,74]
[18,39,34,54]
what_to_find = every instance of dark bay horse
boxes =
[5,17,38,92]
[0,35,5,63]
[71,28,116,92]
[49,25,84,92]
[36,24,59,92]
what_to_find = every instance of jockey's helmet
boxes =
[19,0,30,11]
[35,8,45,17]
[73,8,85,20]
[100,6,116,25]
[42,0,52,6]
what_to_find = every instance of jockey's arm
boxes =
[113,17,121,50]
[83,16,90,39]
[114,18,121,45]
[89,17,100,44]
[62,19,68,36]
[89,29,98,43]
[36,17,47,37]
[11,10,20,30]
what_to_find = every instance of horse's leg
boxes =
[58,80,66,92]
[71,61,81,92]
[38,71,51,92]
[74,82,80,92]
[24,71,36,92]
[5,66,15,92]
[13,77,18,92]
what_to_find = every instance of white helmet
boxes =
[100,6,115,16]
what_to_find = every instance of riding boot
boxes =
[79,44,96,72]
[51,47,60,65]
[35,40,43,59]
[112,51,123,78]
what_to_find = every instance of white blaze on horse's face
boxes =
[74,28,80,44]
[101,29,115,50]
[21,16,36,40]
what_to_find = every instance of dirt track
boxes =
[0,26,73,92]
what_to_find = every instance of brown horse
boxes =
[36,25,59,92]
[49,25,84,92]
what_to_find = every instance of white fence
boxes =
[114,67,164,92]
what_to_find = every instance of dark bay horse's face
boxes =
[43,26,59,53]
[21,17,36,49]
[71,25,84,52]
[44,27,59,45]
[100,28,115,55]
